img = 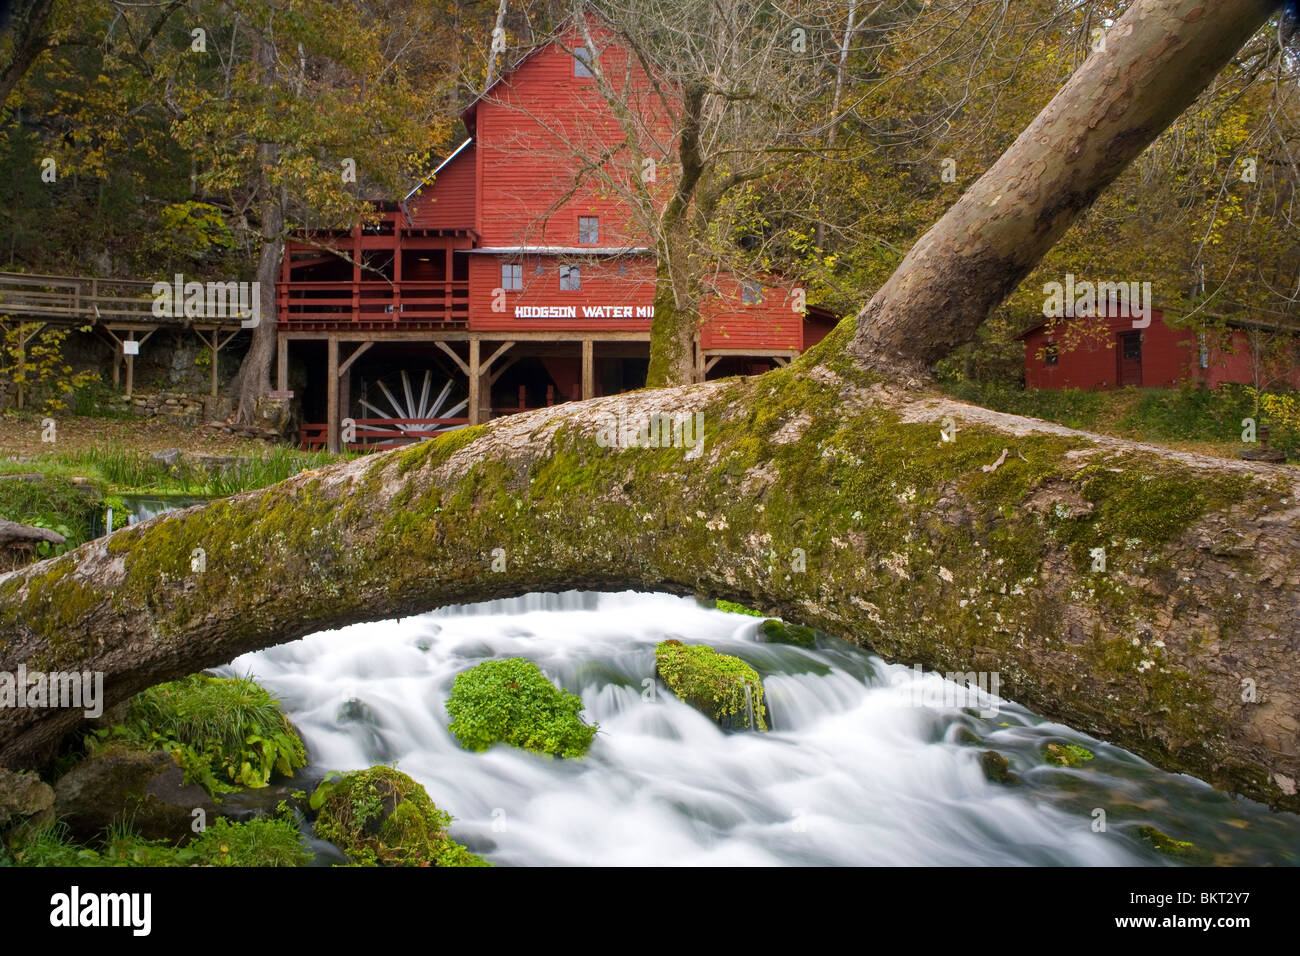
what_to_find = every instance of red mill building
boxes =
[277,25,837,451]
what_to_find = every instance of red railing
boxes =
[300,417,470,451]
[278,280,470,327]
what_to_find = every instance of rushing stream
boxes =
[220,591,1300,866]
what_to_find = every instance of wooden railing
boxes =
[300,417,470,451]
[0,272,178,325]
[278,280,470,327]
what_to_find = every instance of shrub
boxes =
[311,766,488,867]
[445,658,598,758]
[654,640,767,731]
[94,673,307,794]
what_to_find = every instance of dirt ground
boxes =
[0,412,284,460]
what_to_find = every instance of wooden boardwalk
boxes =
[0,271,248,401]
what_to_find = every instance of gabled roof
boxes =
[403,137,474,204]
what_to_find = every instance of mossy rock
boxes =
[1137,825,1211,863]
[445,658,598,758]
[311,766,488,867]
[757,618,816,648]
[980,750,1019,785]
[1044,743,1094,768]
[655,640,768,731]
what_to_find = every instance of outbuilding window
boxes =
[1044,342,1059,366]
[579,217,599,244]
[742,281,762,304]
[501,263,522,291]
[574,46,596,78]
[560,264,581,290]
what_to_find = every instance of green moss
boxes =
[757,618,816,648]
[1137,825,1209,862]
[1044,743,1095,768]
[980,750,1017,784]
[655,640,768,731]
[445,658,598,758]
[311,766,488,867]
[715,599,765,617]
[91,674,306,794]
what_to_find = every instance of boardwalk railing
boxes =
[0,272,246,327]
[300,417,469,451]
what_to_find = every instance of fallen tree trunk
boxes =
[2,345,1298,808]
[2,0,1297,813]
[0,521,65,549]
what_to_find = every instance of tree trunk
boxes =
[3,0,1296,813]
[850,0,1283,379]
[647,82,706,387]
[232,31,283,425]
[646,210,700,387]
[0,0,55,110]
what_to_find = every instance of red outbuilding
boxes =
[278,20,837,450]
[1020,310,1300,392]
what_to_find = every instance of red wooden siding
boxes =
[467,253,654,333]
[472,32,661,249]
[1023,311,1300,390]
[407,143,477,231]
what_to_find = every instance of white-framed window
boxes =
[1198,331,1209,369]
[574,46,596,78]
[579,216,599,244]
[501,263,522,291]
[742,281,762,304]
[560,264,581,290]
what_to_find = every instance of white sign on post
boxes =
[122,340,140,356]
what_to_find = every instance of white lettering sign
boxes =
[514,304,653,319]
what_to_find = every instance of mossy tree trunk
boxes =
[3,0,1296,813]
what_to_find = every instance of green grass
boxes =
[7,817,312,867]
[940,379,1298,456]
[92,673,307,794]
[0,473,99,554]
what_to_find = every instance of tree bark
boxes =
[232,30,284,425]
[646,82,706,387]
[850,0,1283,379]
[0,0,56,111]
[2,0,1296,814]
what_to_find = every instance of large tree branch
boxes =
[849,0,1284,378]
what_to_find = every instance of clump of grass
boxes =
[92,673,307,794]
[8,816,312,867]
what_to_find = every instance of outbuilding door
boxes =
[1117,331,1143,387]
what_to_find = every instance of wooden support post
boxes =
[327,335,340,453]
[581,338,594,400]
[124,333,135,401]
[209,330,219,397]
[338,358,351,433]
[277,333,289,392]
[467,337,481,426]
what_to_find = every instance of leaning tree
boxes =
[3,0,1298,814]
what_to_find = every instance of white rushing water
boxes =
[221,591,1300,866]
